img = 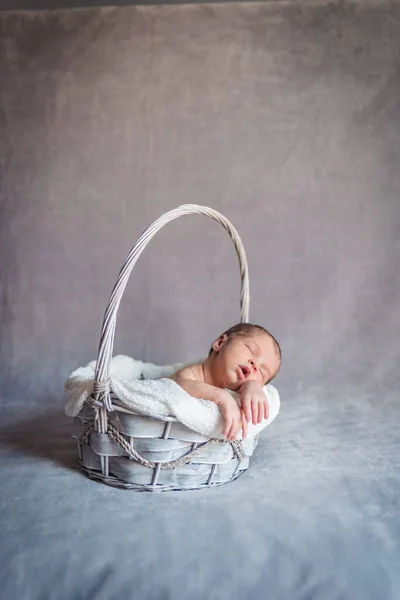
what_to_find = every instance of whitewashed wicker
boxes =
[72,204,258,491]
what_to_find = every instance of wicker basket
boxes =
[71,204,257,491]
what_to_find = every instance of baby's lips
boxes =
[237,365,246,381]
[239,365,250,378]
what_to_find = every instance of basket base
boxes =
[80,463,245,492]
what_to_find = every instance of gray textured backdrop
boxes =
[1,4,400,600]
[1,1,399,410]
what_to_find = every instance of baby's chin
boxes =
[224,375,242,391]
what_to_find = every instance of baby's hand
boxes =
[239,381,269,425]
[217,392,248,441]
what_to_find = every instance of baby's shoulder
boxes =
[171,363,203,382]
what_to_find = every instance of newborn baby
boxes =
[170,323,281,440]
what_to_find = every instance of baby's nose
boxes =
[249,359,258,372]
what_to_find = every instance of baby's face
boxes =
[210,331,280,391]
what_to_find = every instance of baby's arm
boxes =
[172,367,247,440]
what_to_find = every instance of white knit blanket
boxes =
[64,355,280,440]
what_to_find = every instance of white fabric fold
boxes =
[64,355,280,440]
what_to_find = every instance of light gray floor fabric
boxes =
[0,2,399,599]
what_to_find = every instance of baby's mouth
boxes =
[239,365,250,379]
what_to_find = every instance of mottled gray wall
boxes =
[2,0,259,11]
[1,1,399,410]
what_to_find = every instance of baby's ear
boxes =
[212,334,228,353]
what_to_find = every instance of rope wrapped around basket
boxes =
[79,421,246,469]
[73,204,254,491]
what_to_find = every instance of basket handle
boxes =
[93,204,250,410]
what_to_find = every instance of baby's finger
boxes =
[258,400,264,423]
[223,418,232,438]
[227,419,236,440]
[235,418,243,439]
[241,410,248,439]
[251,400,257,425]
[264,400,269,420]
[254,400,261,423]
[253,400,258,423]
[243,398,252,423]
[236,416,243,438]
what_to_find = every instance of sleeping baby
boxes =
[169,323,281,440]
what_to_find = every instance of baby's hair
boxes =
[208,322,281,364]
